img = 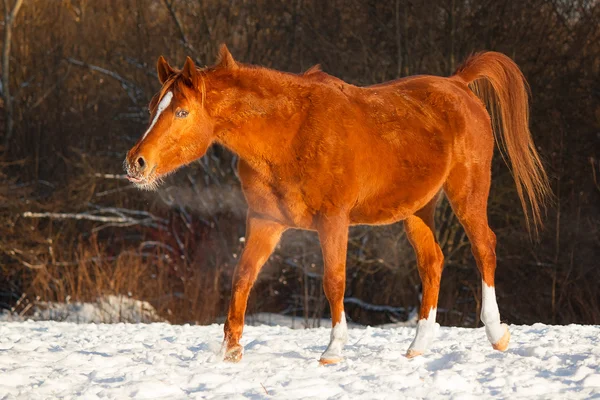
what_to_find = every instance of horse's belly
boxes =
[349,207,413,225]
[349,190,437,225]
[349,162,448,225]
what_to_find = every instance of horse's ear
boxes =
[157,56,175,84]
[181,56,198,86]
[217,44,238,69]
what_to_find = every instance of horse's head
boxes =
[124,55,215,190]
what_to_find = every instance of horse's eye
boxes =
[176,109,189,118]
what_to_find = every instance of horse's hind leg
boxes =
[223,214,285,362]
[444,162,510,352]
[405,193,445,358]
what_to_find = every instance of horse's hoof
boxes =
[319,356,343,365]
[492,324,510,352]
[223,345,243,363]
[405,349,423,359]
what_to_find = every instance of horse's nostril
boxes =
[137,156,146,170]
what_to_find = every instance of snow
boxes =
[1,295,163,324]
[1,321,600,399]
[234,312,361,330]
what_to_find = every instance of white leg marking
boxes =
[320,311,348,361]
[142,91,173,140]
[407,307,439,354]
[481,281,507,344]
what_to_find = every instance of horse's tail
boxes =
[454,52,551,236]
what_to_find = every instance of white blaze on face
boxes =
[408,307,439,354]
[142,91,173,140]
[481,281,506,344]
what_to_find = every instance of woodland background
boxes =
[0,0,599,327]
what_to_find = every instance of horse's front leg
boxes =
[317,215,350,364]
[223,215,285,362]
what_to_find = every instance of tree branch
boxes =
[162,0,199,62]
[65,58,144,104]
[22,205,168,231]
[2,0,25,151]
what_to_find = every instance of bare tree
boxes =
[1,0,24,151]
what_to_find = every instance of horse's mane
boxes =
[303,64,322,75]
[152,61,349,111]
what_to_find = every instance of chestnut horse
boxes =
[125,45,550,364]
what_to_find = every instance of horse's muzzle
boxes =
[124,154,147,183]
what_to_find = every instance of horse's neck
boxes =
[211,69,308,169]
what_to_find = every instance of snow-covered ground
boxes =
[1,321,600,399]
[1,295,163,324]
